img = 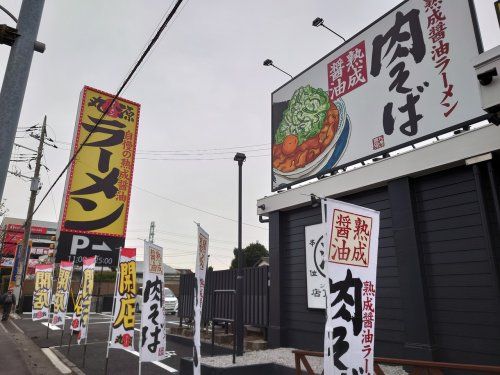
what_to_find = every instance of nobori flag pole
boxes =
[138,313,143,375]
[60,257,74,347]
[67,263,83,355]
[15,116,47,312]
[46,263,55,339]
[105,250,121,375]
[82,261,95,369]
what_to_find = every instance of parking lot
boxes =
[14,312,229,374]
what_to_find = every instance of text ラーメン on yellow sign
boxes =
[61,86,140,237]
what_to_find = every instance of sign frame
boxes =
[270,0,485,192]
[56,86,140,266]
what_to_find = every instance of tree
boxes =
[230,242,269,269]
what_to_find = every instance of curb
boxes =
[50,346,86,375]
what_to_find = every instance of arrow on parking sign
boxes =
[92,241,112,251]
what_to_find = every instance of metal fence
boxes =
[178,266,269,327]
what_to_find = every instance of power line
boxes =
[153,236,233,249]
[132,184,267,230]
[126,228,236,246]
[121,0,190,95]
[53,139,270,154]
[126,238,233,257]
[135,154,269,161]
[119,1,176,94]
[136,147,268,156]
[29,0,186,221]
[42,154,58,218]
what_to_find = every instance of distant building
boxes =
[136,260,180,296]
[175,268,193,274]
[0,217,57,267]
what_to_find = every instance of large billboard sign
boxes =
[56,86,140,266]
[271,0,484,191]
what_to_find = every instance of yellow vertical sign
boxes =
[61,86,140,237]
[110,248,137,350]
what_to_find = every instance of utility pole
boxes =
[149,221,155,243]
[14,115,46,310]
[0,0,45,204]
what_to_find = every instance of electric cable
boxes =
[28,0,186,222]
[135,154,269,161]
[53,139,270,154]
[133,184,267,230]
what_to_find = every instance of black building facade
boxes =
[258,124,500,366]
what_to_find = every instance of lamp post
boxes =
[312,17,346,42]
[263,59,293,79]
[234,152,246,356]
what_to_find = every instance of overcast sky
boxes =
[0,0,498,270]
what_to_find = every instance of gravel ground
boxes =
[201,347,408,374]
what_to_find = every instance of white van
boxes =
[135,287,178,315]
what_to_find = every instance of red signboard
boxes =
[1,224,50,255]
[6,224,48,234]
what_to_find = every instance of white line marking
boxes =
[57,341,105,348]
[8,320,24,334]
[89,321,112,325]
[95,312,113,317]
[128,350,178,373]
[42,322,61,330]
[41,348,72,374]
[23,312,73,320]
[0,322,8,334]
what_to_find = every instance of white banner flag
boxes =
[193,225,209,374]
[322,199,380,375]
[71,256,96,344]
[305,224,327,309]
[109,248,137,350]
[52,260,74,326]
[32,264,54,321]
[140,241,167,362]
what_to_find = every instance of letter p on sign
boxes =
[70,235,89,255]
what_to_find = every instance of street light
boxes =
[263,58,293,79]
[312,17,346,42]
[234,152,246,356]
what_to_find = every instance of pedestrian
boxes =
[0,289,16,321]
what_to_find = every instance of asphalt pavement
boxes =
[0,319,34,375]
[14,312,230,375]
[0,314,68,375]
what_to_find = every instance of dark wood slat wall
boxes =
[273,161,500,365]
[414,165,500,365]
[484,160,500,289]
